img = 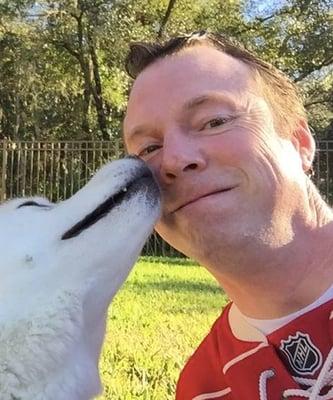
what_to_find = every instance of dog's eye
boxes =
[17,201,49,209]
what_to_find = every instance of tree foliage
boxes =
[0,0,332,140]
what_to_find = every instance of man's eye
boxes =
[201,116,232,130]
[138,144,161,158]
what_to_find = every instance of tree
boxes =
[0,0,331,140]
[239,0,333,138]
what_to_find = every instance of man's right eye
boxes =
[138,144,161,158]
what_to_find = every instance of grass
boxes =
[97,257,229,400]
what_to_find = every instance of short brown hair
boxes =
[125,31,306,137]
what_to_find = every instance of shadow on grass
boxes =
[139,256,200,267]
[127,279,224,294]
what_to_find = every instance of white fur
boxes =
[0,157,160,400]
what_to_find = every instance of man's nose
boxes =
[158,131,207,184]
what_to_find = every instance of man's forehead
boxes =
[130,45,253,94]
[124,45,255,136]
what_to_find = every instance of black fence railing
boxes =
[0,140,181,257]
[0,139,332,257]
[313,140,333,205]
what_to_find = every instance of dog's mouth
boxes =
[61,168,157,240]
[61,186,129,240]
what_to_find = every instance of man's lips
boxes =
[171,187,235,213]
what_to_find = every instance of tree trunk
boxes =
[157,0,177,38]
[87,26,109,140]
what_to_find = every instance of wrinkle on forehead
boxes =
[124,45,258,143]
[125,91,246,143]
[130,46,253,98]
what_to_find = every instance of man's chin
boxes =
[155,221,192,256]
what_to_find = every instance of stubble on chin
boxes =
[157,206,294,269]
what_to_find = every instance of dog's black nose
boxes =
[125,154,140,160]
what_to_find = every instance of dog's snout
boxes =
[140,166,154,179]
[125,154,140,160]
[125,154,155,181]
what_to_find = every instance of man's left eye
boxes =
[201,117,230,130]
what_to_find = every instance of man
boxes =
[123,31,333,399]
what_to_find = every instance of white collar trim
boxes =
[229,284,333,338]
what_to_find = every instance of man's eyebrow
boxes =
[182,92,238,112]
[125,92,238,142]
[124,123,151,143]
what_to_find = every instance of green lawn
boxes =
[97,257,229,400]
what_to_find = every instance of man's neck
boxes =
[208,221,333,320]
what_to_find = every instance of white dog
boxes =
[0,156,160,400]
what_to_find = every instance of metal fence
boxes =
[0,140,181,257]
[0,141,123,201]
[1,139,333,256]
[314,140,333,205]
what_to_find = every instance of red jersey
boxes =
[176,299,333,399]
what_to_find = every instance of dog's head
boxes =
[0,156,160,314]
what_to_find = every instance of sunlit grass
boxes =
[97,257,229,399]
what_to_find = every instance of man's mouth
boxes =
[172,187,235,213]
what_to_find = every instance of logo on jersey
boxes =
[280,331,322,376]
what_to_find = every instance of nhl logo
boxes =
[280,332,322,376]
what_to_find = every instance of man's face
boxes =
[124,45,310,265]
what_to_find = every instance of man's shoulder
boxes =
[176,303,232,400]
[185,302,230,361]
[176,297,333,399]
[175,302,265,399]
[177,300,260,374]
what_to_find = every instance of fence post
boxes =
[1,140,7,202]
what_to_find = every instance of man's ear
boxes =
[291,119,315,174]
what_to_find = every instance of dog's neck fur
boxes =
[0,289,101,399]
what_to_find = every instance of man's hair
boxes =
[125,31,306,137]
